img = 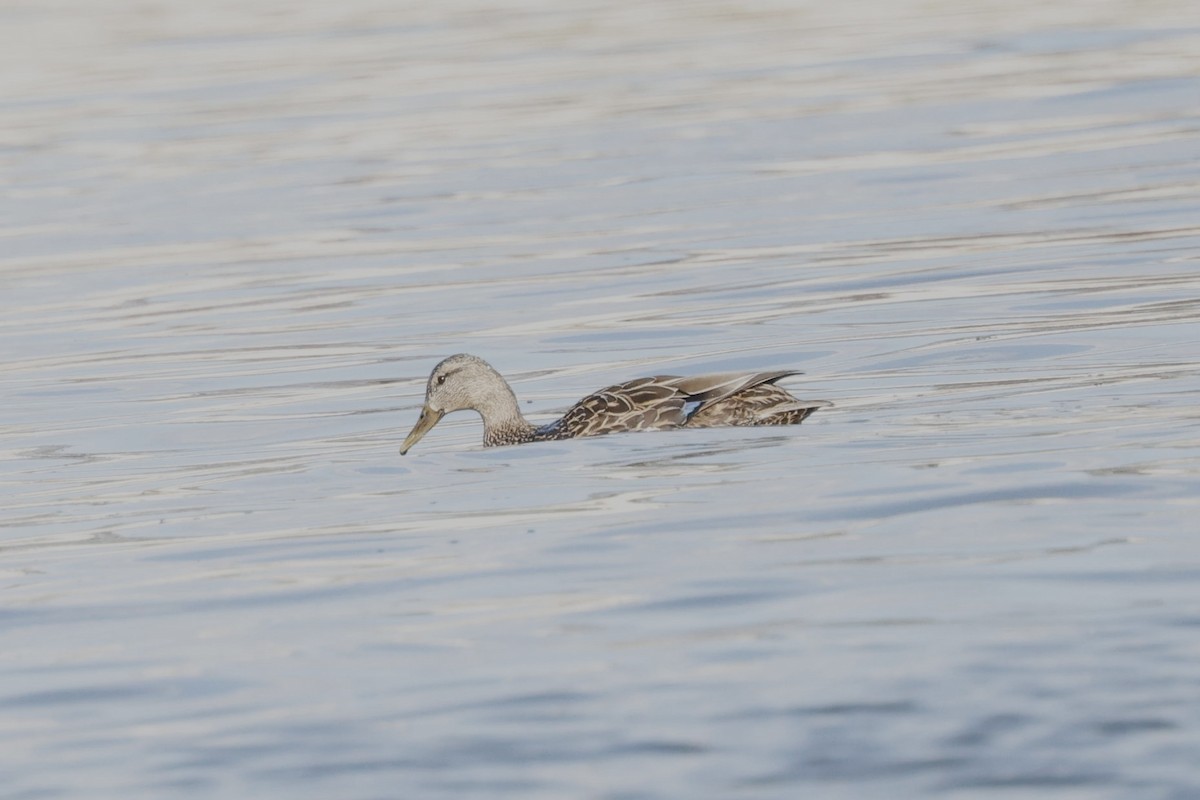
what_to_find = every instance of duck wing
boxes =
[543,375,691,439]
[661,370,800,406]
[540,369,827,439]
[672,371,829,427]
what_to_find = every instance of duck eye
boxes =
[435,374,446,385]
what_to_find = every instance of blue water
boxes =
[3,3,1200,798]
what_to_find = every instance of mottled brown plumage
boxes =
[399,354,831,454]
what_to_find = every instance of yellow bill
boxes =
[399,406,445,455]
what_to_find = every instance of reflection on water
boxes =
[3,1,1200,798]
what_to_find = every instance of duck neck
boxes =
[478,378,538,446]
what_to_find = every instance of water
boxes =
[3,1,1200,798]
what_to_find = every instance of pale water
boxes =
[3,2,1200,798]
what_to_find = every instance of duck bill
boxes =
[400,406,445,455]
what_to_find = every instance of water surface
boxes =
[3,2,1200,798]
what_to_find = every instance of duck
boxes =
[399,354,831,454]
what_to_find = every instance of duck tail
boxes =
[755,400,833,426]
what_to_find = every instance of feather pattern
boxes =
[400,354,831,454]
